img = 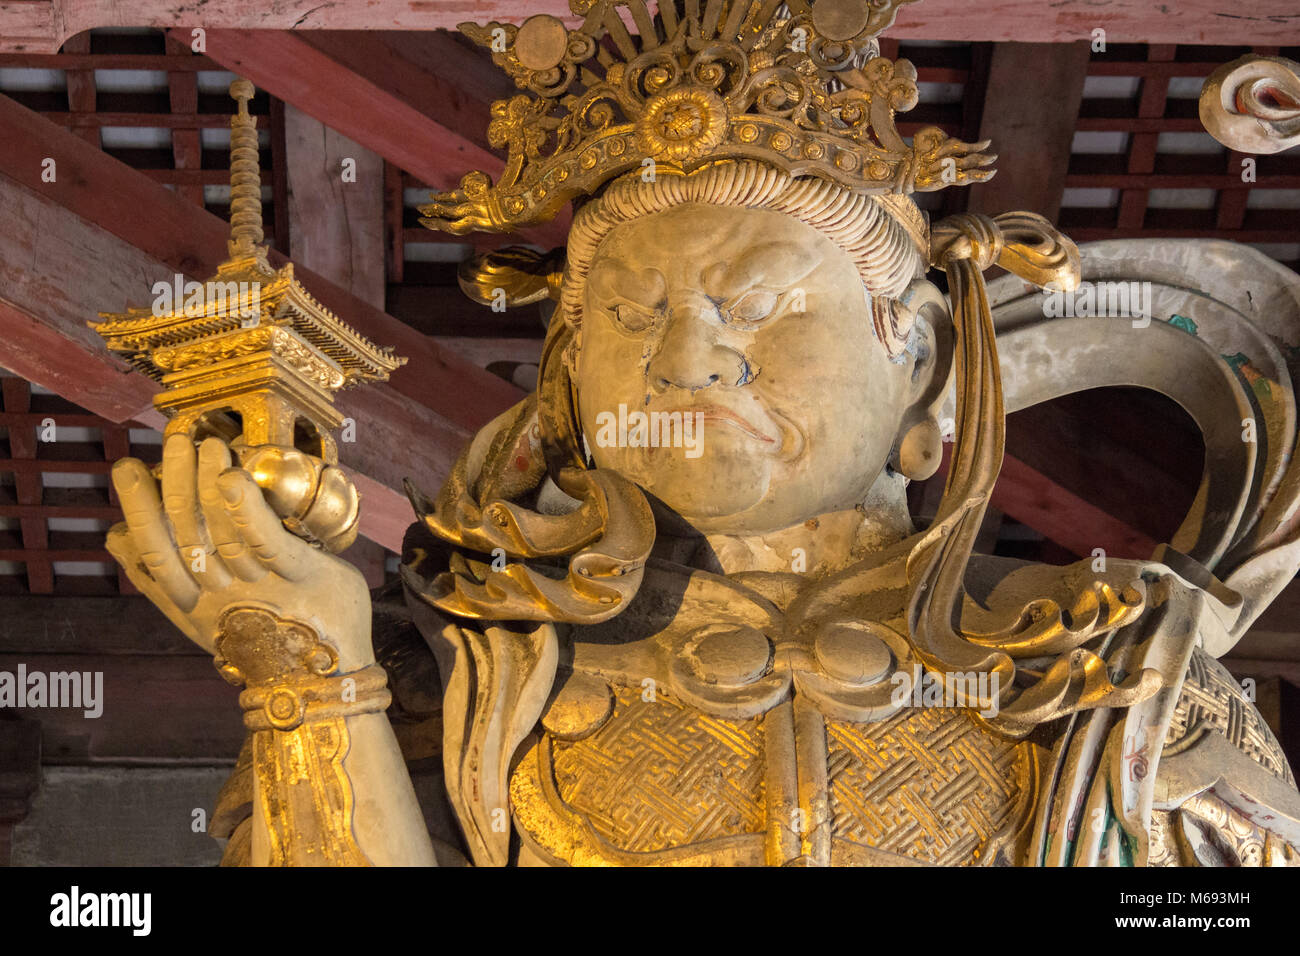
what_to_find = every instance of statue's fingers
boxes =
[162,434,233,589]
[217,467,314,583]
[106,523,204,648]
[197,438,265,582]
[105,522,165,604]
[111,458,200,611]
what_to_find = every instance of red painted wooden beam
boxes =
[0,94,527,551]
[300,30,513,158]
[187,28,570,248]
[934,444,1160,560]
[0,92,523,436]
[991,455,1160,560]
[0,191,466,554]
[4,1,1299,52]
[191,29,497,195]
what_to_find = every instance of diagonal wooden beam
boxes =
[187,28,494,194]
[0,175,471,552]
[934,443,1159,560]
[184,28,569,248]
[300,30,513,158]
[0,92,522,435]
[992,454,1159,560]
[0,93,524,550]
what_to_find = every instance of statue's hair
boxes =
[556,160,928,358]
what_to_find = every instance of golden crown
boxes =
[420,0,995,237]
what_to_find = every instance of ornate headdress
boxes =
[419,0,993,242]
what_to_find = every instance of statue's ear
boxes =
[892,278,954,482]
[457,246,566,308]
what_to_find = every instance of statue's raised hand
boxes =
[106,435,372,671]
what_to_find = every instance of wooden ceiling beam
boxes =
[300,30,512,158]
[185,28,494,195]
[967,41,1091,223]
[0,92,522,436]
[0,51,221,68]
[933,441,1160,561]
[163,33,203,207]
[4,1,1300,51]
[0,177,471,553]
[1,379,54,594]
[282,102,386,308]
[185,28,569,248]
[59,32,98,148]
[993,455,1160,560]
[0,94,526,551]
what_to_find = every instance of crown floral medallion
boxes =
[420,0,995,236]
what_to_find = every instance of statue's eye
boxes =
[613,303,655,332]
[728,290,779,325]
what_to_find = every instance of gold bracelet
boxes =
[240,663,391,732]
[214,605,392,731]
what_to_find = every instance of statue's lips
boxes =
[665,403,775,443]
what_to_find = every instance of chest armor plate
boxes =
[510,683,1040,866]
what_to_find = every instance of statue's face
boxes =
[575,203,920,535]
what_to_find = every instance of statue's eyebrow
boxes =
[702,241,820,298]
[588,259,667,308]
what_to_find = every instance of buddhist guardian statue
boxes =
[102,0,1300,866]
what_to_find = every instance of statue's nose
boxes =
[648,293,747,392]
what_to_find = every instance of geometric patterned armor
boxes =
[510,686,1039,865]
[210,590,1300,868]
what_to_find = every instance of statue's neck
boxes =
[665,471,916,577]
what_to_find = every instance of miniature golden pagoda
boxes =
[92,78,405,467]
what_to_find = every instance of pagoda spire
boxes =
[227,77,265,258]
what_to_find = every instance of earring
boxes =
[897,418,943,481]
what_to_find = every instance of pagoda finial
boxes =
[228,77,264,258]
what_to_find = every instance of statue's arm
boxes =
[208,710,435,868]
[208,591,465,867]
[225,615,435,867]
[107,434,436,866]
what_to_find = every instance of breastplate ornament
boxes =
[512,679,1039,866]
